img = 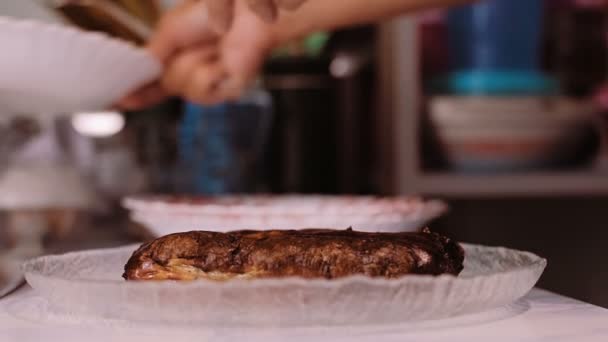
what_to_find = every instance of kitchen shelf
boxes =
[376,17,608,198]
[408,170,608,197]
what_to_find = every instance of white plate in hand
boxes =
[0,16,160,116]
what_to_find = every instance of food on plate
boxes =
[123,228,464,281]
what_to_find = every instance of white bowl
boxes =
[429,96,599,171]
[430,96,596,127]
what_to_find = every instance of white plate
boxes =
[0,256,24,299]
[123,195,448,234]
[129,211,438,235]
[0,16,160,116]
[124,195,438,215]
[22,243,546,327]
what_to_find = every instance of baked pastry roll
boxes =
[124,228,464,281]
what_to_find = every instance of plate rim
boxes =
[0,15,154,63]
[122,195,449,217]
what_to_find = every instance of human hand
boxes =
[205,0,307,34]
[120,0,276,109]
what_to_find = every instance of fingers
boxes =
[148,0,216,63]
[184,63,231,104]
[275,0,308,10]
[147,0,306,64]
[131,1,216,110]
[162,46,230,105]
[203,0,235,34]
[116,82,168,111]
[118,46,231,109]
[246,0,278,22]
[162,46,219,93]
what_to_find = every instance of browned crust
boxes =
[123,228,464,281]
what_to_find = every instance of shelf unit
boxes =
[376,16,608,198]
[413,171,608,197]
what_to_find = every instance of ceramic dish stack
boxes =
[123,195,448,236]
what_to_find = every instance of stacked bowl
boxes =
[429,96,599,172]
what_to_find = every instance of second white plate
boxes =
[124,195,448,234]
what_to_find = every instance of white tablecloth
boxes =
[1,287,608,342]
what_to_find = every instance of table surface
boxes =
[1,286,608,342]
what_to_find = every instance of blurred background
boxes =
[1,0,608,307]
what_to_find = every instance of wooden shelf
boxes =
[407,171,608,197]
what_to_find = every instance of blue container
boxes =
[447,0,544,72]
[428,70,558,96]
[176,87,272,195]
